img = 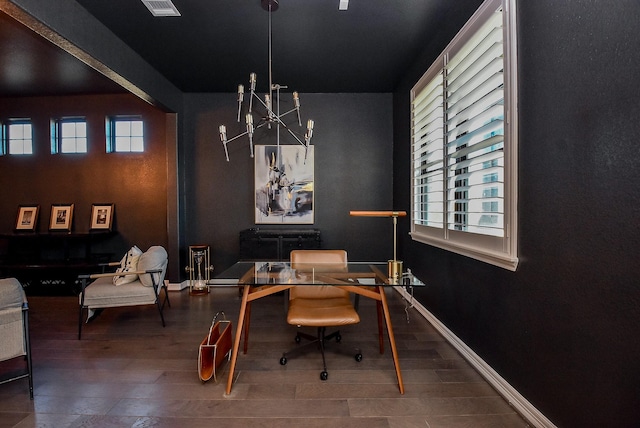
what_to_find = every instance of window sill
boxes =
[410,232,519,271]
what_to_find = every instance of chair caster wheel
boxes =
[335,334,342,342]
[280,356,287,365]
[320,371,328,381]
[294,335,301,343]
[355,353,363,362]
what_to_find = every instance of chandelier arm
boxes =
[221,131,249,162]
[279,108,301,118]
[254,121,269,130]
[296,107,302,126]
[282,126,309,148]
[223,142,229,162]
[223,130,249,144]
[251,92,270,112]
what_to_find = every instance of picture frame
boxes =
[15,205,39,232]
[49,204,74,231]
[90,203,115,231]
[254,145,314,224]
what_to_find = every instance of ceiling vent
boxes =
[141,0,181,17]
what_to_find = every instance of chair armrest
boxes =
[79,269,163,280]
[99,262,121,268]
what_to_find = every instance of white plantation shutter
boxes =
[410,0,518,270]
[445,8,504,237]
[412,69,444,229]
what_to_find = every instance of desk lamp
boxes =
[350,210,407,284]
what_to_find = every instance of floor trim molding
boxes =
[394,287,556,428]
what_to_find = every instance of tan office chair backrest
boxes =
[290,249,349,299]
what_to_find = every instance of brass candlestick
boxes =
[350,210,407,284]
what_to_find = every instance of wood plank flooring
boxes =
[0,286,530,427]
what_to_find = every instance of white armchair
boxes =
[0,277,33,399]
[77,245,170,339]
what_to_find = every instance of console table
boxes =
[0,231,115,287]
[239,228,321,261]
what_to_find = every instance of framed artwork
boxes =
[49,204,74,231]
[90,203,115,231]
[255,145,314,224]
[15,205,39,231]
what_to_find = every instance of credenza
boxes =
[0,231,115,289]
[239,228,321,261]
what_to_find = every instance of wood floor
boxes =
[0,285,530,427]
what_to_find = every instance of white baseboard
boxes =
[167,279,239,291]
[393,286,556,428]
[167,280,188,291]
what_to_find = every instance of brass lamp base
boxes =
[387,260,403,285]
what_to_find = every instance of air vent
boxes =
[141,0,181,17]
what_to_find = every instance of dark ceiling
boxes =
[0,0,480,97]
[0,10,126,97]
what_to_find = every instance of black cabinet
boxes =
[239,228,321,261]
[0,231,116,288]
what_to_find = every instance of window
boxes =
[0,123,5,155]
[410,0,518,270]
[51,118,87,153]
[7,120,34,155]
[106,117,144,152]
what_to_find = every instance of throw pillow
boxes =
[137,246,168,287]
[113,245,143,286]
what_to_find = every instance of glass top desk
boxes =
[216,261,417,395]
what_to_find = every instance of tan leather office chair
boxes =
[279,249,362,380]
[0,278,33,399]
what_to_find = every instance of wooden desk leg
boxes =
[377,301,384,354]
[243,302,251,354]
[378,286,405,394]
[226,284,250,395]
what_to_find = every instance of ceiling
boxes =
[0,0,480,98]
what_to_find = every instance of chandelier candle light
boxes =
[219,0,314,162]
[350,210,407,284]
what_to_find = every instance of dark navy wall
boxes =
[183,93,394,272]
[394,1,640,426]
[4,0,639,425]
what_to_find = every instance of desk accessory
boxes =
[349,210,407,284]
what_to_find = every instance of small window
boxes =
[51,118,87,154]
[0,123,5,155]
[7,120,33,155]
[106,117,144,153]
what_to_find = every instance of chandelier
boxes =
[218,0,314,162]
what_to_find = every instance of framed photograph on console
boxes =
[15,205,39,231]
[49,204,74,231]
[254,145,314,224]
[90,203,114,231]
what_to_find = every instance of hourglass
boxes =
[186,245,213,295]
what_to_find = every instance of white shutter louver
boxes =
[445,9,504,237]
